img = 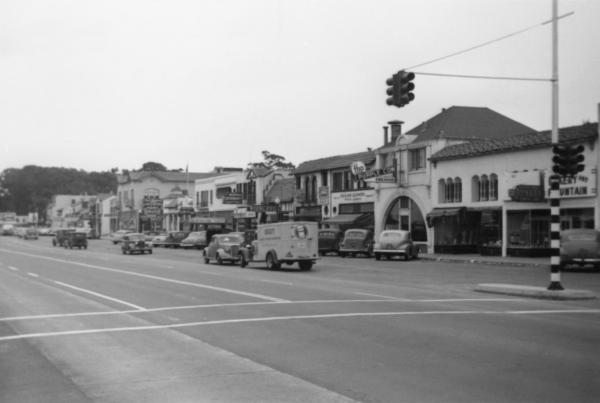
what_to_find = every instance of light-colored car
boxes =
[121,233,153,255]
[2,224,15,236]
[151,233,168,247]
[37,227,52,236]
[373,230,419,261]
[76,228,96,239]
[23,228,39,240]
[203,234,244,265]
[181,232,208,250]
[14,227,27,238]
[560,229,600,270]
[164,231,191,249]
[109,230,134,244]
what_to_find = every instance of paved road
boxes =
[1,236,599,403]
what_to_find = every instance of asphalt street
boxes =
[1,236,599,403]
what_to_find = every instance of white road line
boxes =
[157,265,173,268]
[8,266,19,271]
[28,273,39,277]
[0,298,535,322]
[0,249,289,303]
[262,280,293,285]
[2,309,599,342]
[55,281,146,310]
[355,292,409,300]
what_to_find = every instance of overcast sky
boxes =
[2,0,599,174]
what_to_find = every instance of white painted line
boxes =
[8,266,19,271]
[355,292,409,300]
[2,309,599,342]
[262,280,293,285]
[0,297,537,322]
[1,249,289,303]
[157,265,173,269]
[28,273,39,277]
[97,257,109,260]
[55,281,146,310]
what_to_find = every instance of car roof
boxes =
[127,233,144,236]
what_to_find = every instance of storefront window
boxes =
[561,208,595,230]
[507,211,532,247]
[480,211,502,247]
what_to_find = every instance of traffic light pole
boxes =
[548,175,564,290]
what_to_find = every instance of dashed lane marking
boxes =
[0,249,289,303]
[8,266,19,271]
[55,281,146,310]
[28,273,39,277]
[262,280,293,285]
[1,309,598,342]
[355,292,409,301]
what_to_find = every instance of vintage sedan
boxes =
[52,229,76,247]
[164,231,191,248]
[23,228,39,240]
[143,231,163,242]
[122,233,153,255]
[339,229,374,258]
[560,229,600,270]
[203,234,244,265]
[373,230,419,261]
[181,231,208,250]
[65,232,88,249]
[151,233,169,247]
[109,230,134,244]
[318,229,344,256]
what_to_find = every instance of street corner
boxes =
[475,283,596,300]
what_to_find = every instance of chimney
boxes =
[388,120,404,144]
[383,126,389,145]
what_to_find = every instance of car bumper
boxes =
[374,249,407,255]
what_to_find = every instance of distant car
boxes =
[109,230,134,244]
[181,232,208,250]
[373,230,419,261]
[318,229,344,256]
[76,228,97,239]
[151,233,169,247]
[203,234,244,265]
[164,231,191,249]
[143,231,163,242]
[37,227,52,236]
[14,227,27,238]
[65,232,88,249]
[23,228,39,240]
[560,229,600,271]
[121,233,153,255]
[339,229,374,258]
[2,224,15,236]
[53,229,76,247]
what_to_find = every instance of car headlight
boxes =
[224,246,230,253]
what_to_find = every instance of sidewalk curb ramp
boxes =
[475,283,596,300]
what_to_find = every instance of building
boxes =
[428,121,599,257]
[46,195,96,228]
[92,193,116,236]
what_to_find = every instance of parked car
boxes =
[143,231,163,242]
[339,229,374,258]
[64,232,88,249]
[1,224,14,236]
[373,230,419,261]
[52,229,76,247]
[203,234,245,265]
[239,222,319,271]
[14,227,27,238]
[151,233,169,247]
[318,229,344,256]
[23,228,39,240]
[181,231,208,250]
[122,233,153,255]
[164,231,191,248]
[560,229,600,270]
[109,230,134,244]
[76,228,97,239]
[37,227,52,236]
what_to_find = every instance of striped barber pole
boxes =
[548,174,564,291]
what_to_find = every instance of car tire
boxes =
[217,254,223,266]
[149,250,153,254]
[204,255,210,264]
[299,261,313,271]
[122,249,126,254]
[375,253,381,261]
[404,250,410,261]
[239,254,247,268]
[340,252,345,258]
[52,240,56,247]
[266,253,280,270]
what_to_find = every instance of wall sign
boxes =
[544,166,597,198]
[508,185,545,202]
[318,186,330,205]
[223,193,243,204]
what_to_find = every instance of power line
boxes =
[411,71,552,82]
[404,12,574,71]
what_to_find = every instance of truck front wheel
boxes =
[266,253,280,270]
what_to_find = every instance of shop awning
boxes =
[466,206,502,212]
[295,211,321,218]
[322,213,365,224]
[426,207,464,228]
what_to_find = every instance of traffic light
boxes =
[552,144,585,176]
[398,70,415,106]
[386,70,415,108]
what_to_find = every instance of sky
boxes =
[1,0,599,175]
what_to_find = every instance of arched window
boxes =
[471,176,480,202]
[454,177,462,203]
[311,176,318,202]
[438,179,446,204]
[304,177,311,202]
[480,174,489,201]
[446,178,454,203]
[489,174,498,201]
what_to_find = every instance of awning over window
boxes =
[466,206,502,212]
[322,213,365,224]
[426,207,464,227]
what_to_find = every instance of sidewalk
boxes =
[418,252,550,268]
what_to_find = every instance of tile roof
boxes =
[264,178,296,203]
[429,122,598,161]
[403,106,537,146]
[293,151,376,175]
[247,167,274,178]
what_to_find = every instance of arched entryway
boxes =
[382,196,428,246]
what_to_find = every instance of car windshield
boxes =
[566,234,597,241]
[129,235,145,241]
[347,232,365,238]
[382,233,403,238]
[220,236,241,243]
[175,232,187,237]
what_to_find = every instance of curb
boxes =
[475,283,596,300]
[418,256,549,268]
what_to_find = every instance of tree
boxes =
[140,162,168,171]
[247,151,295,170]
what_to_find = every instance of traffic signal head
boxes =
[385,70,416,108]
[552,144,585,176]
